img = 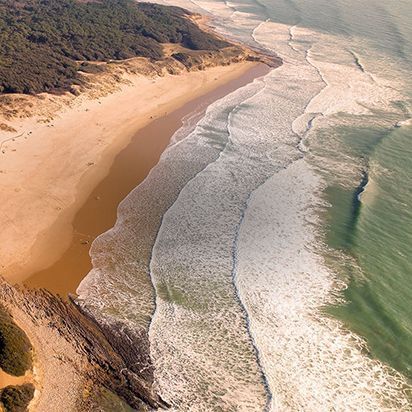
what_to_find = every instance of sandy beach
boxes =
[0,369,33,389]
[0,60,264,295]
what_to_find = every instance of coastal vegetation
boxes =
[0,0,229,94]
[0,306,32,376]
[0,384,35,412]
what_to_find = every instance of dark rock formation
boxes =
[0,280,169,410]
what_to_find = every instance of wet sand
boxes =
[25,63,269,297]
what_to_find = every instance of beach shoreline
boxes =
[0,56,274,412]
[27,62,270,296]
[0,60,269,294]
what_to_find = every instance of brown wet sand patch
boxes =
[25,63,270,297]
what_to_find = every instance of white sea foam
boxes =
[148,23,327,410]
[396,118,412,128]
[76,78,262,328]
[148,80,276,411]
[236,159,410,411]
[144,8,411,410]
[236,17,411,411]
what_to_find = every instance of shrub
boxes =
[0,384,35,412]
[0,306,32,376]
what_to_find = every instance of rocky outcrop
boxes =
[0,280,168,411]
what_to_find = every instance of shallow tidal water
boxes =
[79,0,412,410]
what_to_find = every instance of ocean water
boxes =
[78,0,412,410]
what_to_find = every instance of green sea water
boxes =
[251,0,412,384]
[325,122,412,380]
[306,11,412,374]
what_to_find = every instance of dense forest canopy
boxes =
[0,0,229,94]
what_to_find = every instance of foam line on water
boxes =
[147,26,328,408]
[235,159,411,411]
[76,77,263,330]
[231,181,274,412]
[147,79,273,411]
[235,18,411,410]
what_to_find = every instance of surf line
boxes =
[145,88,251,407]
[230,183,274,411]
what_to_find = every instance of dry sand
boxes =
[0,369,33,389]
[0,61,263,295]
